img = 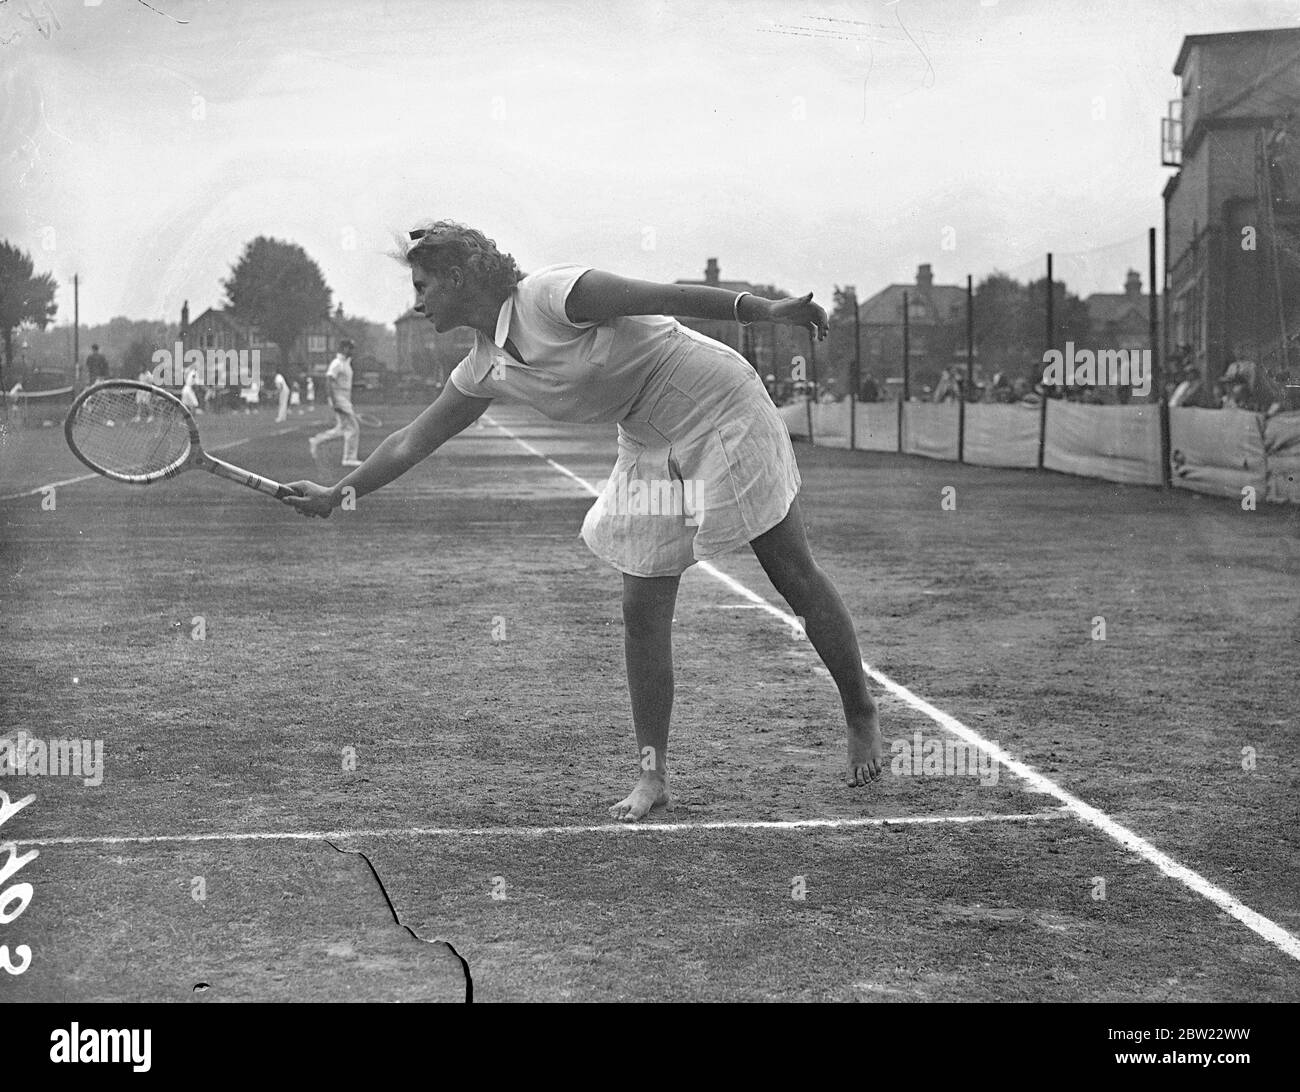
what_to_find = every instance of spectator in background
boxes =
[85,344,109,384]
[309,338,362,467]
[133,368,155,422]
[1282,366,1300,412]
[933,369,957,402]
[1217,359,1279,412]
[858,373,880,403]
[180,370,200,413]
[306,375,316,408]
[274,372,290,422]
[1169,362,1208,408]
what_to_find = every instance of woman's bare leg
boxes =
[610,572,679,820]
[749,497,883,785]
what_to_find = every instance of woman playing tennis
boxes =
[286,222,883,821]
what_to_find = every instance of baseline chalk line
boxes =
[10,810,1069,848]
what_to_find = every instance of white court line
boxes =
[0,428,301,503]
[485,413,1300,964]
[9,810,1068,848]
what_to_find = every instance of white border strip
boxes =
[486,414,1300,963]
[10,811,1067,848]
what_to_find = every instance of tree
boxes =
[973,272,1091,382]
[973,272,1029,373]
[1026,276,1092,377]
[822,286,861,397]
[122,337,156,380]
[0,241,58,389]
[222,237,330,375]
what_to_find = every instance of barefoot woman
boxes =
[286,221,883,820]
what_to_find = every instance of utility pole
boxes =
[849,286,861,451]
[73,274,80,390]
[1038,254,1052,470]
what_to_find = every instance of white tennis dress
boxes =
[448,264,801,577]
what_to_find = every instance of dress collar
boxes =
[492,292,514,348]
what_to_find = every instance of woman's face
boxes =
[411,264,462,332]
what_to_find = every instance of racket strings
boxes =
[68,386,192,478]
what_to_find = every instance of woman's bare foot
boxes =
[610,773,670,822]
[846,704,884,786]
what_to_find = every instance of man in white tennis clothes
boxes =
[274,372,290,422]
[309,339,362,466]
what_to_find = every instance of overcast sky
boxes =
[2,0,1296,327]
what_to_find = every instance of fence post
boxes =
[899,291,910,454]
[850,286,860,451]
[1037,253,1052,470]
[959,274,973,463]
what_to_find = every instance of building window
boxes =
[308,335,327,353]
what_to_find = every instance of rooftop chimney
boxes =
[705,258,720,285]
[1125,270,1142,297]
[917,264,934,291]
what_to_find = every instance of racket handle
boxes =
[204,454,302,500]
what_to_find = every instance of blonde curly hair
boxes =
[402,220,523,296]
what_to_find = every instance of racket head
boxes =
[64,380,200,485]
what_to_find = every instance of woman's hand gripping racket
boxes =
[64,380,301,501]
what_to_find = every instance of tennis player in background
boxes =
[308,339,362,467]
[287,222,882,820]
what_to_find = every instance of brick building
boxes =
[1085,270,1150,353]
[856,264,965,395]
[1162,27,1300,384]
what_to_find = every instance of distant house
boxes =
[181,300,349,380]
[857,264,965,394]
[1086,271,1150,353]
[395,308,474,386]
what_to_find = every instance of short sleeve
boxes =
[448,350,493,399]
[525,264,597,330]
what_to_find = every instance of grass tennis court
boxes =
[2,403,1297,1001]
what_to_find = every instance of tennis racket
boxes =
[64,380,300,501]
[356,412,382,428]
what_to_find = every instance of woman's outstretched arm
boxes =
[284,382,493,518]
[565,269,829,339]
